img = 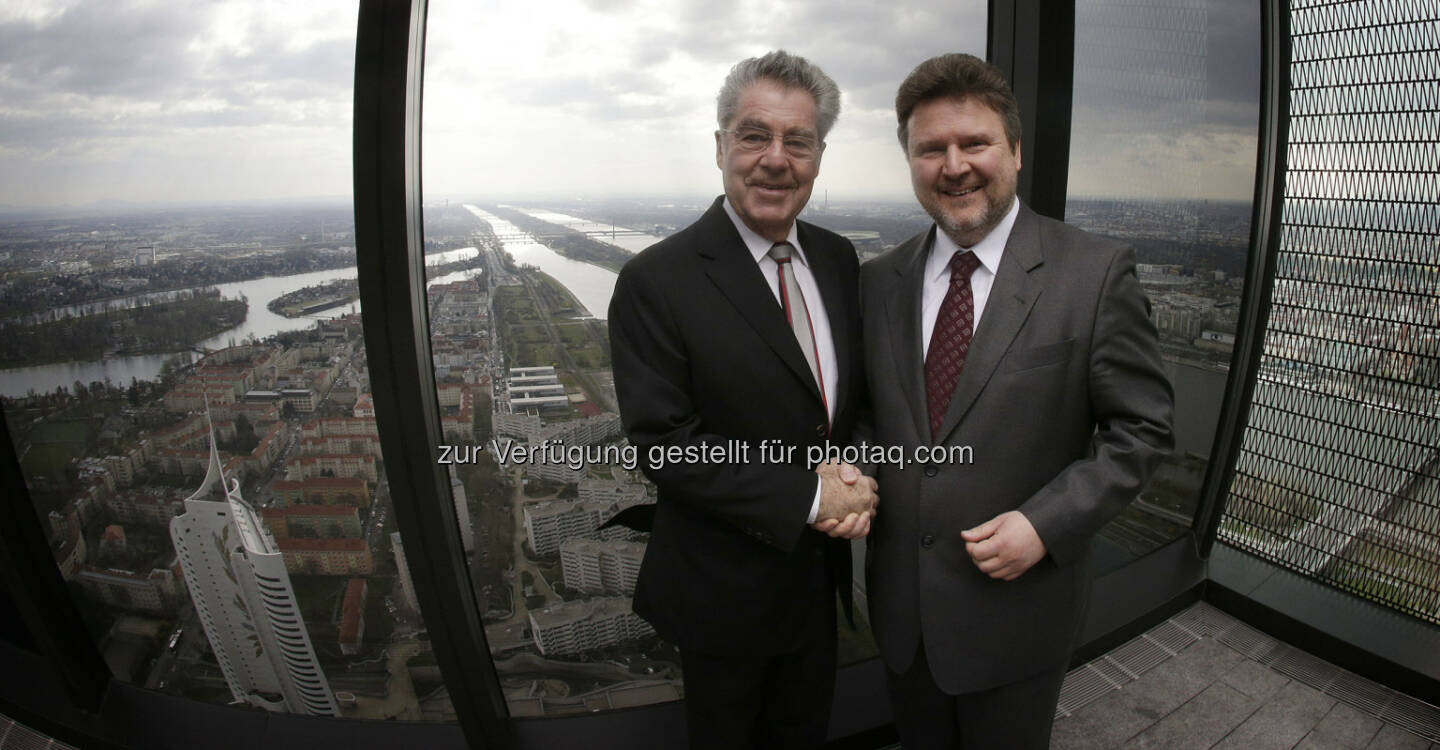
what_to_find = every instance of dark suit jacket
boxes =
[608,196,863,654]
[861,203,1173,693]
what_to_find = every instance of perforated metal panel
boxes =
[1219,0,1440,627]
[0,713,77,750]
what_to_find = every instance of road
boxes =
[346,640,423,720]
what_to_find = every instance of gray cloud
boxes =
[658,0,986,114]
[497,67,685,121]
[0,2,352,155]
[1066,0,1260,200]
[0,4,201,98]
[1205,0,1261,104]
[1,0,1265,205]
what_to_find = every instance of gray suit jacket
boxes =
[861,202,1173,693]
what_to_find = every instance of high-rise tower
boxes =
[170,413,338,716]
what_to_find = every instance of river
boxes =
[0,256,489,399]
[4,207,653,398]
[465,205,622,321]
[508,207,664,254]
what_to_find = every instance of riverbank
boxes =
[0,292,246,368]
[0,251,356,324]
[485,206,632,273]
[269,279,359,318]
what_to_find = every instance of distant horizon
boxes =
[0,192,1257,220]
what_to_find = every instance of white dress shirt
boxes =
[723,199,838,524]
[920,198,1021,360]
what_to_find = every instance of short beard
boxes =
[932,191,1014,248]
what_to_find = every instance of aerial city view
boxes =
[30,0,1424,729]
[0,193,1251,718]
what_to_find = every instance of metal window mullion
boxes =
[1195,0,1292,556]
[352,1,509,746]
[988,0,1076,221]
[0,405,115,728]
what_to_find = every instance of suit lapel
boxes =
[884,228,933,443]
[933,206,1045,444]
[697,200,824,404]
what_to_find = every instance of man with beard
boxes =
[859,53,1173,748]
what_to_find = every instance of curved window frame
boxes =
[11,0,1436,748]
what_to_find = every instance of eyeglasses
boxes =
[719,126,825,162]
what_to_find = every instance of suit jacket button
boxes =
[920,534,935,549]
[923,466,938,478]
[815,424,827,437]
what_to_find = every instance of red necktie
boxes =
[924,251,982,441]
[770,243,829,423]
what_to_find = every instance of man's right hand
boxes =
[814,510,871,539]
[813,461,877,538]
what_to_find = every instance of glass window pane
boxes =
[0,2,449,721]
[1064,0,1261,569]
[421,0,986,715]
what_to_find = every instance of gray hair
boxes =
[716,50,841,140]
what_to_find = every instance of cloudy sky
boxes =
[0,0,1257,209]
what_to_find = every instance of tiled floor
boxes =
[6,603,1438,749]
[1049,603,1440,749]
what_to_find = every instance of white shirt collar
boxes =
[722,197,808,267]
[925,197,1020,283]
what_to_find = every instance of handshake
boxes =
[811,461,877,540]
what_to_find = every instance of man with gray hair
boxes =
[609,50,875,749]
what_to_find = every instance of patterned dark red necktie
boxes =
[924,251,983,441]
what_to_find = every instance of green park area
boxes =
[494,272,610,374]
[495,285,557,367]
[20,419,95,479]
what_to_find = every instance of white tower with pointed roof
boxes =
[170,406,338,716]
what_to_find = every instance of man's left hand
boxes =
[961,511,1045,581]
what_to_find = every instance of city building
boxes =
[507,366,569,414]
[450,469,474,554]
[528,598,655,657]
[492,412,542,441]
[523,498,646,557]
[105,489,185,526]
[559,539,644,596]
[353,393,375,418]
[390,532,420,615]
[338,579,367,656]
[276,538,374,577]
[74,564,181,615]
[261,505,362,539]
[575,479,646,506]
[285,453,378,483]
[169,415,338,716]
[272,477,371,508]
